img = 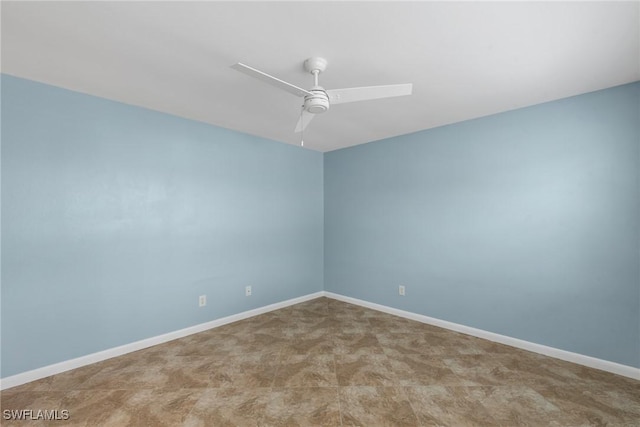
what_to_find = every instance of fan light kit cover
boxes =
[231,57,413,144]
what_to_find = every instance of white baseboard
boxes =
[0,291,324,391]
[324,292,640,381]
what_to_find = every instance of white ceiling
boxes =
[2,1,639,152]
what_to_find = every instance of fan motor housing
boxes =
[304,88,330,114]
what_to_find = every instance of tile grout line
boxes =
[330,316,345,426]
[400,385,422,427]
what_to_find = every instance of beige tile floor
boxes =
[2,297,639,426]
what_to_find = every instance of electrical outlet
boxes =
[398,285,405,296]
[199,295,207,307]
[245,285,252,297]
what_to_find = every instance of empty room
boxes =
[1,1,638,426]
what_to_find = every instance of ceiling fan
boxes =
[231,57,413,136]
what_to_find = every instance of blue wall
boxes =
[325,83,640,368]
[1,75,324,377]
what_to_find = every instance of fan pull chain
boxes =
[300,106,304,147]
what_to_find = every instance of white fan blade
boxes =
[327,84,412,105]
[231,63,312,97]
[295,111,315,133]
